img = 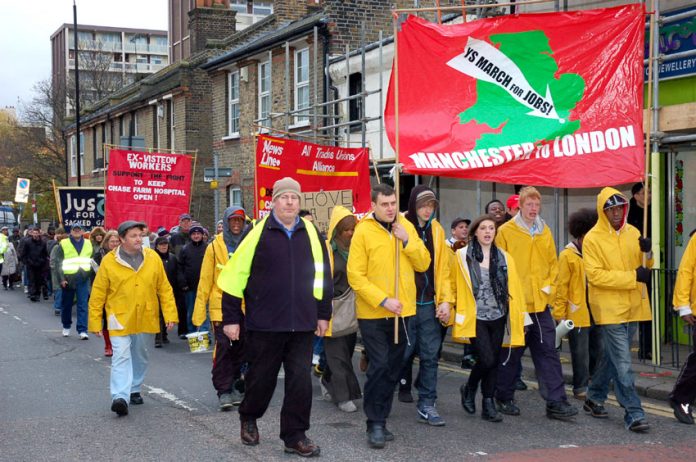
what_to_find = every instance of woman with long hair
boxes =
[452,215,527,422]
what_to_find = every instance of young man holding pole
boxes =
[347,183,430,449]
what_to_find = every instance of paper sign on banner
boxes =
[302,190,353,236]
[105,149,192,230]
[15,178,30,203]
[385,4,646,188]
[254,136,371,218]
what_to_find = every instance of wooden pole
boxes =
[52,180,62,227]
[393,13,401,345]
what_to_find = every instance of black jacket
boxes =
[177,240,207,292]
[222,213,333,332]
[22,237,49,269]
[157,250,178,289]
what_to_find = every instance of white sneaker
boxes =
[338,400,357,413]
[62,328,70,337]
[312,353,320,366]
[24,287,28,294]
[79,332,89,340]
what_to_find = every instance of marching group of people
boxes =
[4,176,696,458]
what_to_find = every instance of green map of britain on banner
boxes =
[384,4,646,188]
[449,30,585,150]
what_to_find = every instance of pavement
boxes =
[2,287,696,461]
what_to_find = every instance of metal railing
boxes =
[653,268,693,369]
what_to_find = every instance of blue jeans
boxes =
[567,323,603,394]
[312,336,327,369]
[110,334,151,401]
[402,302,442,408]
[185,290,210,334]
[588,322,645,428]
[61,278,90,333]
[53,288,62,311]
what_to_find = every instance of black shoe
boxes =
[154,334,163,348]
[460,384,476,414]
[515,379,528,391]
[546,400,578,420]
[241,420,259,446]
[366,425,385,449]
[583,399,609,418]
[162,336,170,344]
[461,354,477,369]
[628,418,650,432]
[284,438,321,457]
[669,399,695,425]
[111,398,128,416]
[30,297,38,302]
[383,427,394,442]
[481,398,503,422]
[130,392,144,405]
[179,334,187,340]
[43,295,49,300]
[495,399,520,416]
[398,389,413,403]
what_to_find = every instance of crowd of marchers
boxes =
[2,177,696,459]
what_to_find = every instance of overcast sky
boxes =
[0,0,168,110]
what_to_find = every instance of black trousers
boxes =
[27,265,46,299]
[670,330,696,405]
[468,316,506,398]
[359,317,407,428]
[211,320,245,396]
[239,330,313,446]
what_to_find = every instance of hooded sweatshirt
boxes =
[582,187,652,325]
[222,206,245,253]
[405,185,436,305]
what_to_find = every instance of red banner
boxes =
[385,5,646,188]
[105,149,192,230]
[255,135,371,217]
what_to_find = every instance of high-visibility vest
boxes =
[217,215,324,300]
[0,233,8,264]
[61,238,93,274]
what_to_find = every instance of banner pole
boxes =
[393,13,401,345]
[190,150,198,213]
[52,180,62,227]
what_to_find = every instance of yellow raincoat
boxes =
[451,246,526,347]
[583,187,652,325]
[496,215,558,313]
[88,247,178,336]
[552,242,591,328]
[347,213,430,319]
[192,233,230,326]
[673,234,696,316]
[325,205,355,337]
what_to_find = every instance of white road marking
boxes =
[559,444,579,448]
[145,385,198,412]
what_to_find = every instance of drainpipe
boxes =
[320,24,339,146]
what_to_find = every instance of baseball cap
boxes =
[189,225,205,234]
[179,213,192,221]
[603,194,628,210]
[450,217,470,229]
[506,194,520,210]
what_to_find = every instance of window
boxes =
[132,112,138,136]
[228,71,240,136]
[228,186,242,207]
[70,135,77,177]
[79,132,85,175]
[294,48,310,124]
[258,60,271,127]
[252,1,273,15]
[119,115,124,137]
[169,100,176,151]
[349,72,363,132]
[92,126,98,169]
[230,0,248,13]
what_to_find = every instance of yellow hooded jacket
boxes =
[325,205,355,337]
[583,187,652,325]
[88,247,178,336]
[192,233,229,326]
[451,246,526,347]
[552,242,591,327]
[673,234,696,317]
[496,215,558,313]
[427,219,455,307]
[347,213,431,319]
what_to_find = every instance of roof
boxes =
[203,11,327,71]
[50,23,167,40]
